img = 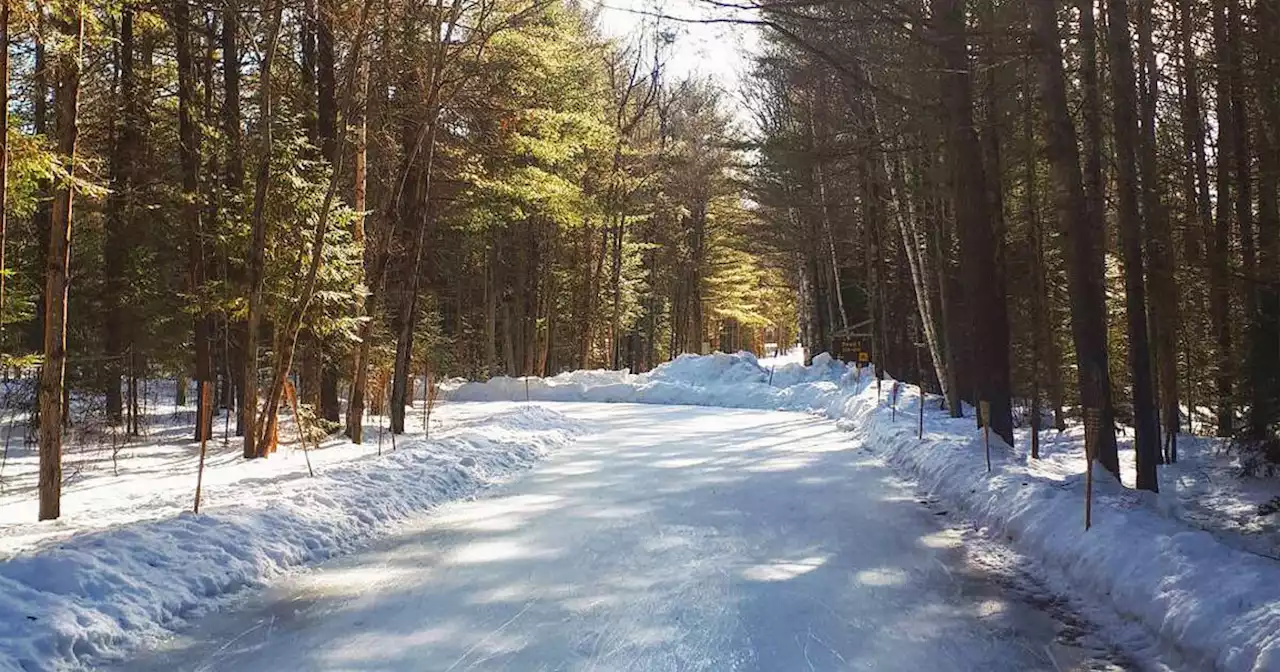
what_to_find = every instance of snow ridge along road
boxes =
[124,403,1105,671]
[449,352,1280,672]
[0,406,584,672]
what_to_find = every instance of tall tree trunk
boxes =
[1178,0,1210,445]
[1210,0,1235,436]
[104,5,138,423]
[1227,0,1257,442]
[1028,0,1121,475]
[223,0,246,436]
[256,0,376,449]
[1251,0,1280,447]
[1105,0,1162,492]
[242,1,285,458]
[344,62,370,441]
[39,2,84,521]
[0,0,8,358]
[1022,52,1045,458]
[317,0,341,423]
[931,0,1014,445]
[1138,0,1181,462]
[175,0,213,441]
[30,7,51,355]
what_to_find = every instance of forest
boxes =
[6,0,1280,521]
[7,0,793,519]
[745,0,1280,492]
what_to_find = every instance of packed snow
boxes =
[0,393,584,672]
[448,351,1280,672]
[121,403,1125,672]
[5,350,1280,671]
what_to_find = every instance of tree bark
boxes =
[104,6,139,423]
[1027,0,1121,475]
[317,0,341,423]
[0,0,8,358]
[39,2,84,521]
[344,61,370,442]
[1105,0,1161,492]
[1251,0,1280,447]
[175,0,214,442]
[930,0,1014,445]
[1210,0,1235,437]
[1137,0,1180,461]
[223,0,246,436]
[242,0,285,458]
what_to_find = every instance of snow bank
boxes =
[448,353,1280,672]
[0,405,584,672]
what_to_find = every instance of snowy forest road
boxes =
[122,402,1124,671]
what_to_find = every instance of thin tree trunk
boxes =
[1138,0,1180,461]
[1251,0,1280,447]
[1210,0,1235,437]
[104,5,137,423]
[256,0,376,449]
[175,0,213,442]
[39,3,84,521]
[223,0,246,437]
[1228,0,1256,443]
[317,0,340,423]
[0,0,7,358]
[344,62,370,442]
[242,1,285,458]
[1105,0,1161,492]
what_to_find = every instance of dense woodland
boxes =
[8,0,792,519]
[7,0,1280,520]
[747,0,1280,489]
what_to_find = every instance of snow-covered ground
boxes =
[0,393,584,672]
[5,350,1280,671]
[121,403,1126,672]
[448,351,1280,672]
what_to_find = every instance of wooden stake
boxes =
[424,373,438,439]
[193,381,213,513]
[387,381,397,452]
[1084,407,1100,530]
[980,400,991,472]
[284,380,315,477]
[427,355,437,430]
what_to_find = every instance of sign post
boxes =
[979,401,991,473]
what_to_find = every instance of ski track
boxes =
[121,402,1128,672]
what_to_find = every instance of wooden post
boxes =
[915,344,925,439]
[1084,407,1100,530]
[891,382,899,422]
[284,380,315,477]
[387,381,397,452]
[919,388,925,439]
[422,357,430,432]
[424,373,438,439]
[377,376,385,456]
[193,381,213,513]
[980,400,991,472]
